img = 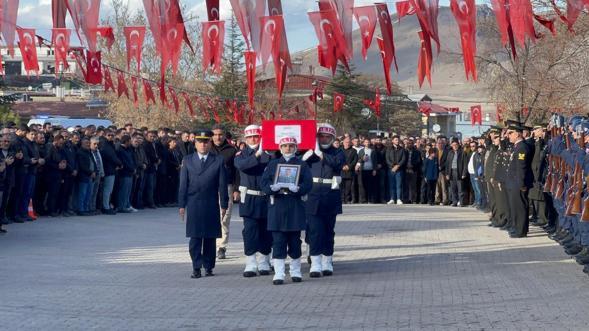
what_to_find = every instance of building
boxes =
[1,45,79,76]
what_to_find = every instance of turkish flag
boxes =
[131,76,139,107]
[566,0,584,31]
[124,26,146,71]
[396,1,416,22]
[52,0,68,28]
[52,28,71,73]
[319,0,355,59]
[180,92,194,116]
[142,79,156,105]
[267,0,293,70]
[3,0,20,57]
[206,0,220,21]
[103,66,114,92]
[169,87,180,113]
[470,105,482,126]
[117,71,129,99]
[244,51,256,109]
[202,20,225,75]
[417,30,433,87]
[67,0,101,51]
[491,0,518,58]
[160,23,185,75]
[17,28,40,75]
[85,51,102,84]
[274,57,288,103]
[259,16,284,70]
[308,10,349,74]
[450,0,477,81]
[333,93,345,113]
[94,26,115,50]
[142,0,194,57]
[534,14,556,36]
[374,88,382,118]
[377,38,393,95]
[410,0,441,53]
[375,3,398,72]
[229,0,265,52]
[510,0,537,47]
[419,103,432,117]
[159,80,168,106]
[353,6,378,61]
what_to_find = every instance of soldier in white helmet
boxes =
[302,123,345,277]
[234,125,275,277]
[261,136,313,285]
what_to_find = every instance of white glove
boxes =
[256,141,264,157]
[288,184,299,193]
[302,149,314,161]
[270,184,281,192]
[314,148,323,158]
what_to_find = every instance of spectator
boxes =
[423,148,439,205]
[445,139,468,207]
[76,138,97,216]
[386,135,407,205]
[116,135,137,213]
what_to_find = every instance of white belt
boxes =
[238,186,266,198]
[313,178,333,184]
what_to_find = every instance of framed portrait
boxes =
[274,164,301,186]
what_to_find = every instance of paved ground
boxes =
[1,204,589,330]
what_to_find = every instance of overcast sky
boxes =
[17,0,454,52]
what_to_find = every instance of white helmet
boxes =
[278,136,298,146]
[317,123,336,137]
[244,125,262,138]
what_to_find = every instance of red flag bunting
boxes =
[410,0,441,53]
[374,88,382,118]
[94,26,115,50]
[308,10,350,75]
[510,0,537,47]
[52,0,68,28]
[103,66,114,92]
[3,0,20,57]
[161,23,185,76]
[229,0,265,51]
[67,0,102,51]
[124,26,146,71]
[17,28,40,76]
[419,103,431,117]
[267,0,293,70]
[202,21,225,75]
[159,80,167,106]
[450,0,478,81]
[244,51,257,109]
[396,1,416,22]
[375,3,399,72]
[131,76,139,107]
[470,105,482,126]
[52,28,71,73]
[417,30,433,87]
[353,6,378,61]
[259,16,284,70]
[566,0,584,32]
[377,38,393,95]
[206,0,220,20]
[534,14,556,36]
[85,50,102,84]
[333,92,345,113]
[142,79,156,105]
[117,71,129,99]
[169,87,180,113]
[180,92,194,116]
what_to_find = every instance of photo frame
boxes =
[274,164,301,186]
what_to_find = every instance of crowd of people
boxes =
[3,114,588,279]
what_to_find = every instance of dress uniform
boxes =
[483,128,500,226]
[261,137,313,285]
[505,123,534,238]
[234,125,274,277]
[178,130,229,279]
[529,126,549,226]
[302,123,345,277]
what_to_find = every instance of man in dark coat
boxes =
[131,134,147,209]
[45,134,68,216]
[0,134,15,226]
[404,139,422,204]
[178,130,228,279]
[386,135,407,205]
[234,125,274,277]
[506,123,534,238]
[261,136,313,285]
[99,130,122,213]
[75,138,97,216]
[445,138,468,207]
[303,123,345,277]
[143,131,160,209]
[209,125,240,260]
[116,135,137,213]
[340,137,358,204]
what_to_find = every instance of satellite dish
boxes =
[361,108,371,118]
[432,124,441,133]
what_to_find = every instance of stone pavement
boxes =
[1,204,589,330]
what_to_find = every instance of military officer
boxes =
[494,129,511,229]
[234,125,274,277]
[261,136,313,285]
[483,127,500,227]
[529,125,548,227]
[302,123,345,277]
[178,129,229,279]
[505,123,534,238]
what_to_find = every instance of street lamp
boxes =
[311,79,318,120]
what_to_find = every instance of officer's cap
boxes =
[194,129,213,141]
[506,123,525,133]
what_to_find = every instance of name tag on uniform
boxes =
[518,153,525,160]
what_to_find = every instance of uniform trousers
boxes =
[486,181,496,223]
[242,217,272,256]
[217,185,234,249]
[189,237,216,271]
[493,182,509,227]
[306,214,337,256]
[507,188,529,237]
[272,231,302,259]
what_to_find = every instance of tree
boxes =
[0,95,20,126]
[212,13,247,100]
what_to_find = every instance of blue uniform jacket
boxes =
[178,153,229,238]
[261,156,313,232]
[304,146,345,216]
[234,147,274,219]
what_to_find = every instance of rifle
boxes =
[544,154,553,193]
[568,161,583,215]
[555,159,566,200]
[582,173,589,221]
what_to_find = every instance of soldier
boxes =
[483,127,500,227]
[529,125,549,227]
[303,123,345,277]
[234,125,274,277]
[178,129,228,279]
[505,123,534,238]
[261,137,313,285]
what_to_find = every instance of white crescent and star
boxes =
[264,19,277,40]
[167,28,178,42]
[207,24,219,39]
[211,8,219,19]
